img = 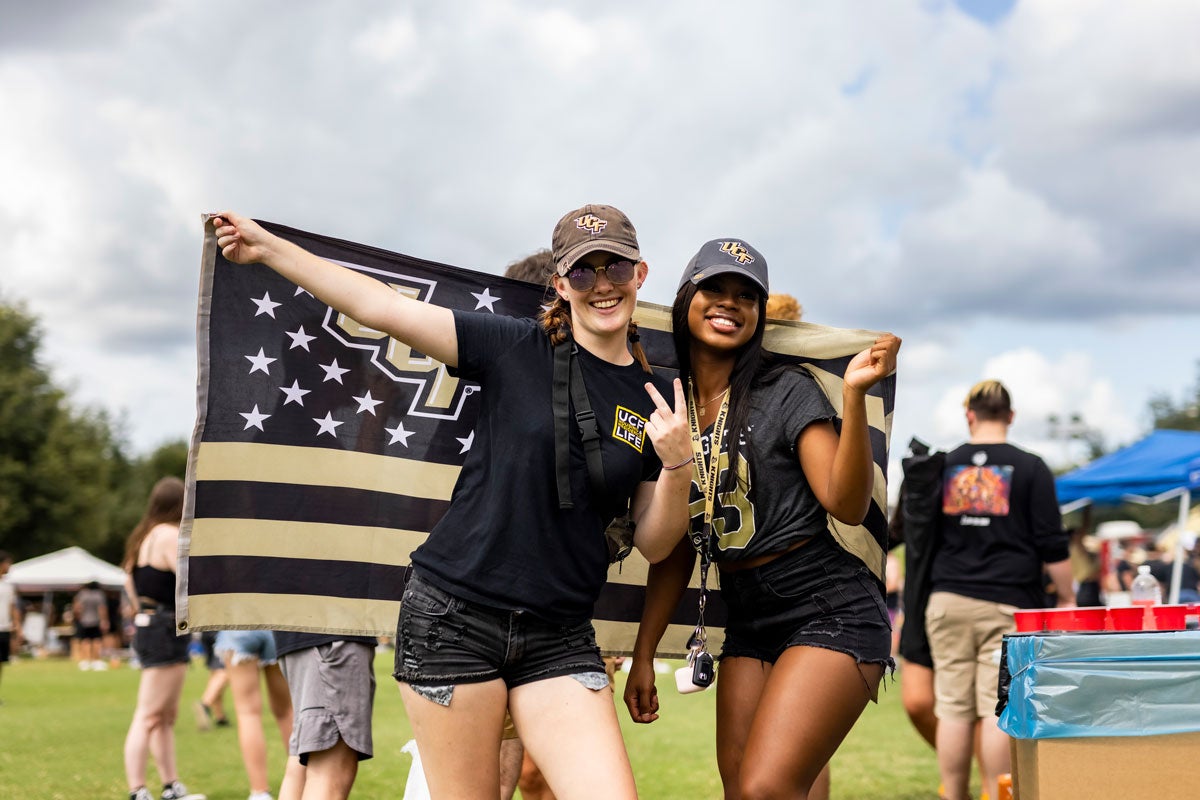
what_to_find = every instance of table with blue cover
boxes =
[999,630,1200,800]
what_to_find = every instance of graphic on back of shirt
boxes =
[942,449,1013,520]
[687,426,757,552]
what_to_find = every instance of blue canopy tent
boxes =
[1056,429,1200,602]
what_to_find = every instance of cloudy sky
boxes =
[3,0,1198,490]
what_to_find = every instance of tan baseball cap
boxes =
[551,204,641,276]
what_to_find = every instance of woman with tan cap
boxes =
[623,238,900,800]
[211,206,692,799]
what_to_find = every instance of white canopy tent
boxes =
[7,546,127,592]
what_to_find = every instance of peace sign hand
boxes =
[644,378,691,469]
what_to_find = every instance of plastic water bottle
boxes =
[1130,564,1162,606]
[1130,564,1161,630]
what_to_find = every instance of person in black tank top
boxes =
[120,477,205,800]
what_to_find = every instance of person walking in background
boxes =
[0,550,23,702]
[624,239,901,800]
[211,203,693,800]
[926,380,1073,800]
[121,477,206,800]
[73,580,110,670]
[214,630,294,800]
[274,630,377,800]
[194,630,231,730]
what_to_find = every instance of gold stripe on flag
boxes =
[195,441,459,499]
[187,592,398,637]
[189,518,427,563]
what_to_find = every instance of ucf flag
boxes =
[180,218,896,658]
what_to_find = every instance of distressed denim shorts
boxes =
[717,532,894,669]
[214,629,278,666]
[392,571,606,697]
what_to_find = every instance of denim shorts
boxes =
[133,610,191,668]
[717,532,894,668]
[214,629,278,666]
[393,571,605,695]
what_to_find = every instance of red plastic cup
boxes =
[1151,604,1189,631]
[1108,606,1146,631]
[1013,609,1045,633]
[1042,608,1077,632]
[1072,607,1107,631]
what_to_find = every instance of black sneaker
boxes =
[161,780,206,800]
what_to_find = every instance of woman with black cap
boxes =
[623,239,900,800]
[211,207,692,799]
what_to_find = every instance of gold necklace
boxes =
[696,386,730,417]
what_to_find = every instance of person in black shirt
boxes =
[212,205,692,799]
[926,381,1072,800]
[622,239,901,800]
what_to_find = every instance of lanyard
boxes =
[685,380,730,656]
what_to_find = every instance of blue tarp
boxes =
[1055,429,1200,506]
[999,630,1200,739]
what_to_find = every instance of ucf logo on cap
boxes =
[575,214,609,235]
[719,241,755,264]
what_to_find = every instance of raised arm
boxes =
[211,212,458,368]
[800,334,901,524]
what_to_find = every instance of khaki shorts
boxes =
[924,591,1015,721]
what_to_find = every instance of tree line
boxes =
[0,301,187,565]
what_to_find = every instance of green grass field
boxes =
[0,652,952,799]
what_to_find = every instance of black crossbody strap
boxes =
[553,339,574,509]
[569,344,609,502]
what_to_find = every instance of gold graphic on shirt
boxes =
[688,447,755,550]
[612,406,648,453]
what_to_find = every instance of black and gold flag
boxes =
[180,218,895,657]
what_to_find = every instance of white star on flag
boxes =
[456,430,475,454]
[293,286,313,297]
[384,421,414,446]
[472,288,500,312]
[251,292,282,318]
[245,348,276,375]
[240,404,271,431]
[352,390,384,415]
[279,380,310,406]
[319,359,350,384]
[286,326,317,351]
[313,412,344,437]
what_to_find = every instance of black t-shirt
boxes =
[692,367,836,563]
[932,441,1067,608]
[273,631,377,658]
[410,312,670,623]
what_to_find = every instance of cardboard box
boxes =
[1011,731,1200,800]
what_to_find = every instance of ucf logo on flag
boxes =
[180,218,896,657]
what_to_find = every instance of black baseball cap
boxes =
[552,204,641,276]
[676,238,769,295]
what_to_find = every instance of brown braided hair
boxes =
[537,295,651,374]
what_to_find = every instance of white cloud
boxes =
[0,1,1196,459]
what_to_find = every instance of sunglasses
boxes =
[566,259,637,292]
